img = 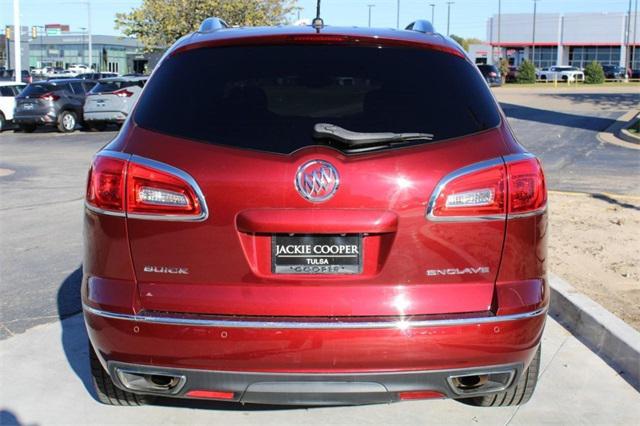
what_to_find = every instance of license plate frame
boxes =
[272,234,362,275]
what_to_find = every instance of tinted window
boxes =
[20,83,55,96]
[0,87,14,96]
[70,82,85,94]
[82,81,97,92]
[90,80,142,94]
[135,45,501,154]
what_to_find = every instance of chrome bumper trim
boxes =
[83,304,547,330]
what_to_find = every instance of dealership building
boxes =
[469,12,639,69]
[3,24,159,74]
[27,33,153,74]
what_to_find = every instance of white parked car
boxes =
[68,64,91,75]
[47,69,76,79]
[536,66,585,82]
[0,81,26,130]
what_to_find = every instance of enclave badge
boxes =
[295,160,339,202]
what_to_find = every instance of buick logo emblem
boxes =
[295,160,340,202]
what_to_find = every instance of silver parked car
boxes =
[83,76,147,130]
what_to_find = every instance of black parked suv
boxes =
[13,79,97,132]
[602,65,627,80]
[476,64,502,87]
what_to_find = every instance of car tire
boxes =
[461,345,541,407]
[0,112,5,131]
[57,110,77,133]
[90,343,154,406]
[19,123,36,133]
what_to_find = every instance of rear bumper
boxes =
[84,305,546,404]
[13,113,56,124]
[84,111,127,122]
[106,359,524,405]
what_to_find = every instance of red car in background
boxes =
[83,18,548,407]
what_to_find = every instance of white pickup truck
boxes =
[536,66,585,82]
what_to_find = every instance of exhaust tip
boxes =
[116,369,186,394]
[450,374,489,390]
[447,370,515,396]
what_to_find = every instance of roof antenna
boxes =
[312,0,324,30]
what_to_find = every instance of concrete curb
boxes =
[548,273,640,390]
[597,109,640,150]
[617,112,640,144]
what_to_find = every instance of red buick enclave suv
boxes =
[83,18,548,407]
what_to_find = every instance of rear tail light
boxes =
[427,154,546,221]
[127,161,202,216]
[506,157,546,215]
[113,89,133,97]
[86,156,126,212]
[185,390,234,400]
[85,153,207,221]
[489,71,498,77]
[39,92,60,101]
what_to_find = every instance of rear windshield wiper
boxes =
[313,123,434,148]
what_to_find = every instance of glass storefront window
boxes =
[532,47,557,68]
[569,46,622,68]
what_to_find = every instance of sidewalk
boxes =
[1,314,638,425]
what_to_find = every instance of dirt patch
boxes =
[548,191,640,330]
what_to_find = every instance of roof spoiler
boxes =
[405,20,435,34]
[198,17,229,33]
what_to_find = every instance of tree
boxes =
[516,60,536,84]
[449,35,484,52]
[498,58,509,84]
[449,34,467,51]
[584,61,605,84]
[115,0,295,51]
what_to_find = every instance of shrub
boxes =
[516,60,536,84]
[499,58,509,83]
[584,61,605,84]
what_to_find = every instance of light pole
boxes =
[430,3,435,24]
[497,0,501,62]
[367,4,375,28]
[633,0,638,71]
[79,27,86,66]
[396,0,400,29]
[13,0,21,82]
[86,0,92,70]
[625,0,633,73]
[532,0,539,67]
[446,2,454,36]
[35,25,45,68]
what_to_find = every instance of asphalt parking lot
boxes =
[494,86,640,196]
[1,86,639,423]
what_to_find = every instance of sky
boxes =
[0,0,635,40]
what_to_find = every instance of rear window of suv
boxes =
[20,83,55,97]
[90,80,143,94]
[134,45,501,154]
